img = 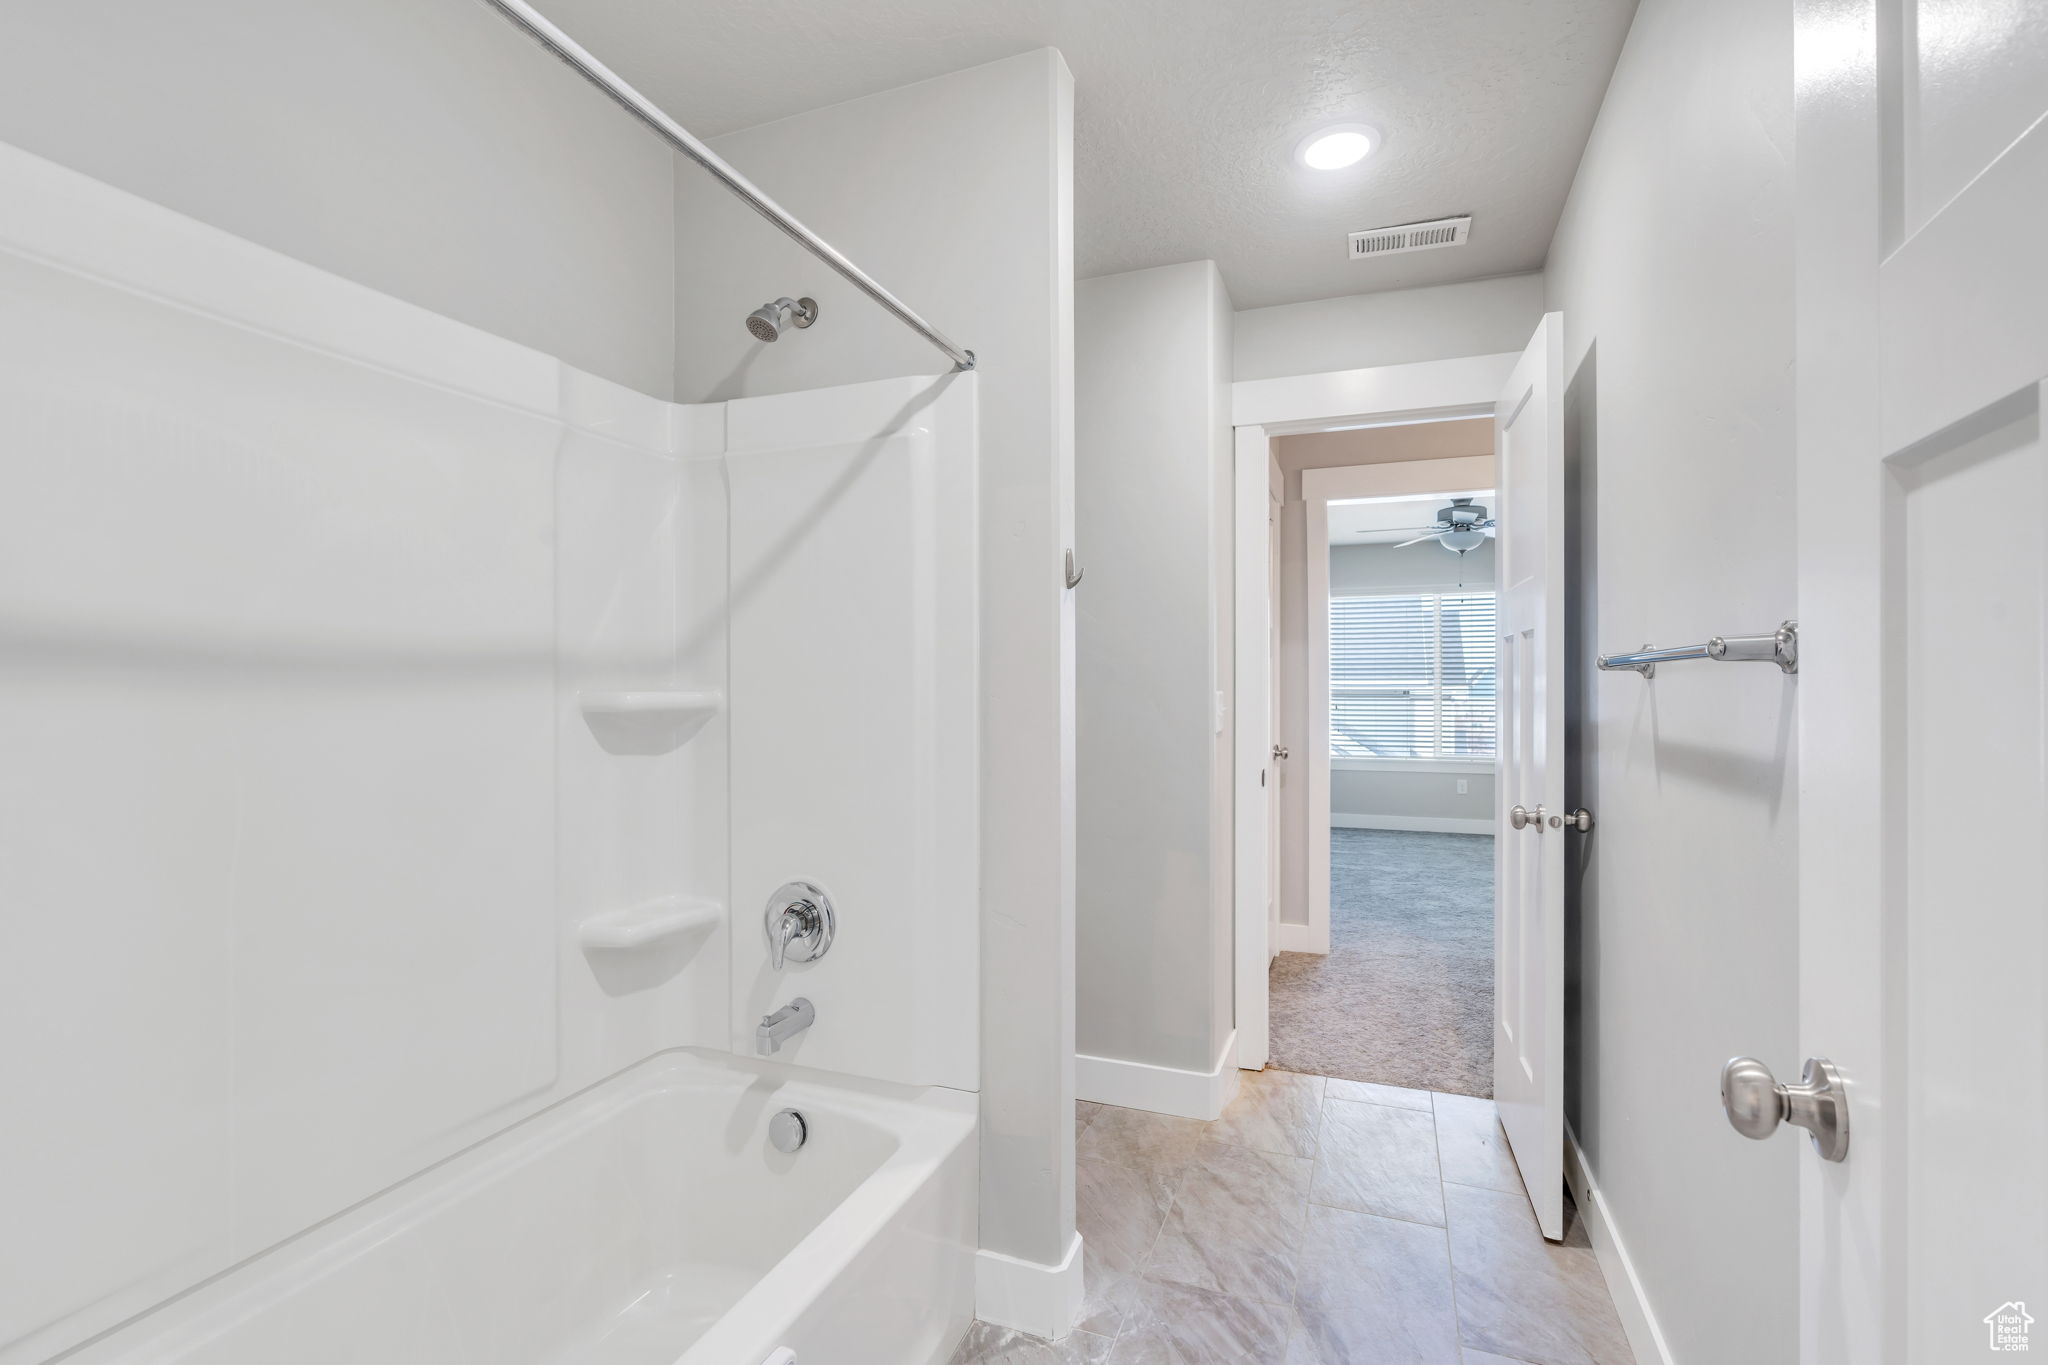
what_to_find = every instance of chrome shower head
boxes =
[745,296,819,343]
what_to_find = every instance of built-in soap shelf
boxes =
[578,689,722,755]
[578,895,724,952]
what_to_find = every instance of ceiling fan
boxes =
[1390,497,1497,555]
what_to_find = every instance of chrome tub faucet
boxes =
[757,997,815,1056]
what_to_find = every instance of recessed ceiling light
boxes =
[1296,124,1380,171]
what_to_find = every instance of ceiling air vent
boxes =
[1348,215,1472,260]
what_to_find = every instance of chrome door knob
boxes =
[1272,744,1290,760]
[1565,807,1594,832]
[1720,1056,1849,1162]
[1509,804,1531,829]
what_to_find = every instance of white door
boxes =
[1493,312,1566,1240]
[1794,3,2048,1360]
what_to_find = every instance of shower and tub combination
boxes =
[0,7,983,1364]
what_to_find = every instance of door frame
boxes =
[1231,352,1520,1071]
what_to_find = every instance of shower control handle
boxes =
[764,881,836,971]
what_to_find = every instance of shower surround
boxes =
[0,141,979,1365]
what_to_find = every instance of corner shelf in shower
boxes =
[577,689,722,754]
[578,895,724,952]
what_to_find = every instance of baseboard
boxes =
[1075,1030,1241,1120]
[1331,813,1495,835]
[1564,1124,1673,1365]
[1273,920,1328,955]
[975,1230,1084,1341]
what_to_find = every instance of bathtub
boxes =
[69,1052,977,1365]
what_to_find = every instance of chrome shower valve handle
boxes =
[764,880,836,970]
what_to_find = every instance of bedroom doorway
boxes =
[1273,432,1500,1098]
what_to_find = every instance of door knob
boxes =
[1720,1056,1849,1162]
[1272,744,1289,760]
[1564,807,1594,832]
[1509,804,1547,831]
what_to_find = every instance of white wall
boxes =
[1545,0,1799,1359]
[1234,274,1544,382]
[1075,261,1234,1078]
[1329,539,1495,595]
[672,49,1078,1281]
[0,0,676,397]
[1331,767,1493,826]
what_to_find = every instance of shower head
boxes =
[745,296,819,343]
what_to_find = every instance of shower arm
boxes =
[477,0,976,374]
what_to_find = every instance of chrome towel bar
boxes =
[1598,620,1798,678]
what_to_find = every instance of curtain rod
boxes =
[477,0,976,373]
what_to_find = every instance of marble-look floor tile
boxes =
[1207,1068,1326,1158]
[1459,1352,1538,1364]
[1289,1203,1460,1362]
[1309,1097,1444,1226]
[1077,1239,1145,1336]
[1146,1140,1314,1304]
[949,1321,1116,1364]
[1443,1184,1632,1365]
[1076,1155,1173,1335]
[1078,1100,1104,1140]
[1079,1106,1212,1187]
[1323,1078,1433,1112]
[1078,1156,1174,1274]
[1106,1279,1295,1364]
[1432,1094,1524,1195]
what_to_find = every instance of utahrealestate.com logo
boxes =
[1985,1303,2035,1352]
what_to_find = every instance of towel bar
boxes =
[1598,620,1797,678]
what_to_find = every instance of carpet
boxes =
[1267,828,1495,1098]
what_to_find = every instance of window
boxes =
[1329,591,1497,760]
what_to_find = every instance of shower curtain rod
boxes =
[477,0,977,373]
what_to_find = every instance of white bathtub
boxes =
[68,1052,977,1365]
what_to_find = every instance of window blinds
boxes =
[1329,591,1497,759]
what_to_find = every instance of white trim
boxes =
[1272,920,1326,955]
[1565,1125,1672,1365]
[1331,756,1495,774]
[975,1230,1085,1341]
[1232,426,1272,1071]
[1331,814,1494,836]
[1075,1030,1241,1120]
[1232,352,1521,429]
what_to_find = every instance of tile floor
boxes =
[948,1069,1633,1365]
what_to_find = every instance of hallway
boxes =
[952,1069,1630,1363]
[1268,830,1495,1097]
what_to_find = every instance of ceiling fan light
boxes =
[1440,528,1486,555]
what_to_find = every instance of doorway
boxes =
[1231,320,1568,1233]
[1273,434,1500,1095]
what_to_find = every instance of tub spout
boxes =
[756,997,815,1056]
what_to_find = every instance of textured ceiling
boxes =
[528,0,1637,308]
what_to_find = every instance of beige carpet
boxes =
[1267,828,1494,1098]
